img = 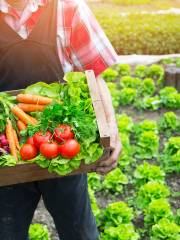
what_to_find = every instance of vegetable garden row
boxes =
[87,60,180,239]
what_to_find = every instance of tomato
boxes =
[54,124,74,143]
[20,144,38,160]
[33,131,52,148]
[60,139,80,159]
[26,137,35,146]
[40,142,59,159]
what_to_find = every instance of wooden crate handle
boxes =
[85,70,111,148]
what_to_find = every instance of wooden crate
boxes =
[0,70,111,186]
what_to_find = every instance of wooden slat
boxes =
[85,70,110,148]
[0,149,110,186]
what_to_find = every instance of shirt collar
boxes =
[0,0,46,14]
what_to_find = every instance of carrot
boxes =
[17,103,45,112]
[5,119,18,160]
[17,120,27,131]
[13,129,20,150]
[28,115,38,125]
[11,105,37,125]
[16,94,52,105]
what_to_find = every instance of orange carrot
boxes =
[28,115,38,125]
[17,120,27,131]
[11,105,36,125]
[17,103,45,112]
[13,129,20,150]
[5,119,18,160]
[16,94,52,105]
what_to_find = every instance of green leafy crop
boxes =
[146,64,164,86]
[133,120,158,138]
[134,65,149,79]
[136,182,170,209]
[144,199,173,226]
[150,218,180,240]
[103,168,128,194]
[116,113,134,134]
[101,68,118,82]
[102,201,134,227]
[107,82,120,108]
[119,88,137,105]
[101,224,140,240]
[159,87,180,109]
[160,137,180,173]
[29,224,50,240]
[116,64,131,77]
[88,172,102,192]
[120,76,142,89]
[140,78,156,97]
[134,162,165,187]
[158,112,180,137]
[134,131,159,159]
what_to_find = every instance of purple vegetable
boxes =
[1,138,8,146]
[3,146,10,153]
[0,134,6,141]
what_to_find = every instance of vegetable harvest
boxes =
[0,72,103,176]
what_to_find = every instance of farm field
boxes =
[88,1,180,55]
[32,59,180,240]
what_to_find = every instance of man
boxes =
[0,0,121,239]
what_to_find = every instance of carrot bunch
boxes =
[14,94,52,130]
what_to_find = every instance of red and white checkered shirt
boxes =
[0,0,118,76]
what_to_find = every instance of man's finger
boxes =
[96,161,117,175]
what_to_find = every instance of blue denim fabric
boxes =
[0,174,99,240]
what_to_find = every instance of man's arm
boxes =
[93,76,122,174]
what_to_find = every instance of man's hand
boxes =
[94,134,122,175]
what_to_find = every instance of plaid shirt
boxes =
[0,0,118,76]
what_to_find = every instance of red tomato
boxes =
[33,131,52,148]
[60,139,80,159]
[20,144,38,160]
[54,124,74,143]
[40,142,59,159]
[26,137,35,146]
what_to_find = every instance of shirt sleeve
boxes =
[69,0,119,76]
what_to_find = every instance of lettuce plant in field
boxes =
[158,111,180,137]
[116,113,134,134]
[133,120,158,138]
[134,65,149,79]
[120,76,142,89]
[119,132,132,152]
[119,88,137,105]
[116,64,131,77]
[118,149,135,170]
[136,181,170,209]
[159,137,180,173]
[136,95,162,110]
[103,168,128,194]
[140,78,156,97]
[101,68,118,82]
[144,199,173,226]
[107,82,120,108]
[150,218,180,240]
[88,187,101,226]
[101,224,140,240]
[159,87,180,109]
[29,224,50,240]
[146,64,164,86]
[102,201,134,228]
[88,172,102,192]
[134,162,165,187]
[134,131,159,159]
